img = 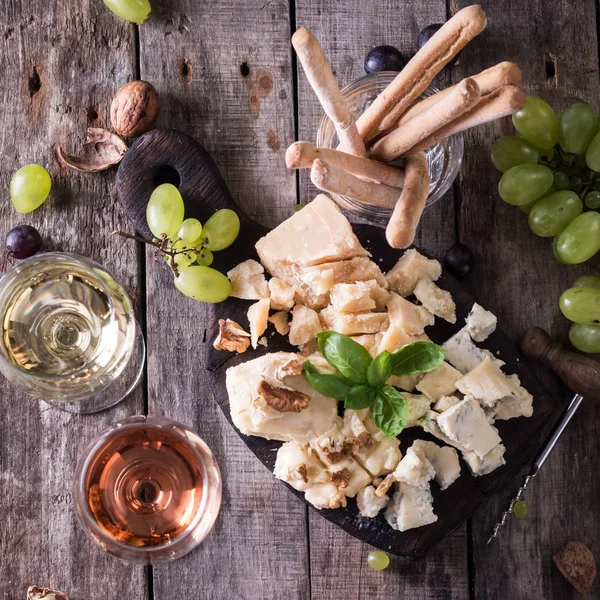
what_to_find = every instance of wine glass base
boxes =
[43,321,146,414]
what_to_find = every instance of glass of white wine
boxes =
[0,252,145,413]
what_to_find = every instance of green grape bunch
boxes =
[491,97,600,266]
[117,183,240,304]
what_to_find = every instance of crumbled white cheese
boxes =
[227,259,269,300]
[329,455,372,498]
[273,441,329,491]
[465,303,497,342]
[433,395,461,413]
[385,249,441,297]
[268,277,296,311]
[413,279,456,324]
[357,485,390,517]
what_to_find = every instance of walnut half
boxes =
[330,468,351,489]
[257,379,310,413]
[329,488,348,509]
[28,587,69,600]
[553,541,597,596]
[375,474,395,498]
[344,431,373,454]
[213,319,251,353]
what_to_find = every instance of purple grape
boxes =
[5,225,42,259]
[364,45,406,74]
[417,24,460,66]
[444,243,474,278]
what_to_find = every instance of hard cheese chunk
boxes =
[378,324,429,354]
[434,395,461,412]
[456,358,530,409]
[228,259,269,299]
[247,298,270,348]
[437,397,502,459]
[269,311,290,336]
[273,441,329,491]
[387,292,434,335]
[226,352,338,443]
[256,194,368,274]
[320,306,389,335]
[392,447,435,489]
[350,333,384,358]
[403,393,432,427]
[462,444,506,476]
[268,277,296,311]
[289,305,322,346]
[415,362,462,401]
[413,279,456,324]
[411,440,461,490]
[330,280,390,313]
[357,485,390,518]
[466,303,497,342]
[442,328,504,375]
[385,482,437,532]
[386,249,442,297]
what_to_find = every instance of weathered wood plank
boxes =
[450,1,600,598]
[138,1,309,599]
[293,1,468,597]
[0,2,146,598]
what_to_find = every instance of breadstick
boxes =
[292,28,366,157]
[286,142,405,188]
[386,152,430,249]
[408,85,527,153]
[355,5,487,140]
[310,159,400,208]
[396,61,521,126]
[370,78,481,162]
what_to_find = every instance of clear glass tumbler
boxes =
[0,252,145,413]
[316,71,464,224]
[73,416,222,565]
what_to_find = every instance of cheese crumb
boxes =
[289,305,322,346]
[227,259,269,300]
[247,298,270,348]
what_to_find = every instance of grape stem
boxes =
[110,230,203,277]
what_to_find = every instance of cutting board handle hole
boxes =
[153,164,181,188]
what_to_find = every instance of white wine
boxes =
[0,253,136,402]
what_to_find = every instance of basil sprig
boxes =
[302,332,444,438]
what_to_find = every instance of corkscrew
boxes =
[487,327,600,545]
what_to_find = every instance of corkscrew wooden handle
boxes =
[520,327,600,402]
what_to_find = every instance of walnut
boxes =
[375,474,395,498]
[330,468,351,489]
[329,488,348,509]
[110,80,160,137]
[213,319,251,353]
[28,587,69,600]
[553,541,596,596]
[344,432,373,454]
[317,435,347,464]
[278,359,303,378]
[292,464,308,484]
[257,379,310,413]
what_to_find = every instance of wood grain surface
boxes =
[0,0,598,598]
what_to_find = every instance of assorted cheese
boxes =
[221,194,535,533]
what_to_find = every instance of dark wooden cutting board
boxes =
[117,129,563,558]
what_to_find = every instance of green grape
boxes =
[498,164,553,205]
[569,323,600,353]
[573,275,600,290]
[196,248,214,266]
[512,97,559,149]
[166,240,198,270]
[519,199,539,214]
[527,191,582,237]
[174,266,231,303]
[103,0,151,24]
[512,500,529,519]
[555,212,600,264]
[558,103,598,154]
[201,209,240,251]
[585,130,600,172]
[490,136,540,173]
[552,236,568,264]
[559,287,600,323]
[553,171,571,191]
[585,190,600,209]
[146,183,185,239]
[367,551,390,571]
[177,218,203,246]
[10,164,51,214]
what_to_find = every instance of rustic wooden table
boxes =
[1,1,599,598]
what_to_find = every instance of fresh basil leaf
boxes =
[302,362,355,400]
[367,350,393,387]
[371,385,408,438]
[391,341,445,377]
[344,385,377,410]
[317,331,372,384]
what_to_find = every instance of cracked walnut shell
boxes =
[213,319,251,353]
[110,80,160,137]
[553,541,596,596]
[28,587,69,600]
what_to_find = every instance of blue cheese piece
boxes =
[385,482,438,532]
[462,444,506,476]
[403,393,432,427]
[456,358,529,408]
[274,441,330,491]
[418,410,469,453]
[392,447,435,489]
[385,249,442,297]
[415,362,462,401]
[465,303,497,342]
[437,397,502,458]
[387,292,434,335]
[357,485,390,517]
[492,376,534,420]
[442,328,504,375]
[413,279,456,324]
[411,440,461,490]
[433,395,461,412]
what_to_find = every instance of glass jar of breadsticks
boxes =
[316,72,464,224]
